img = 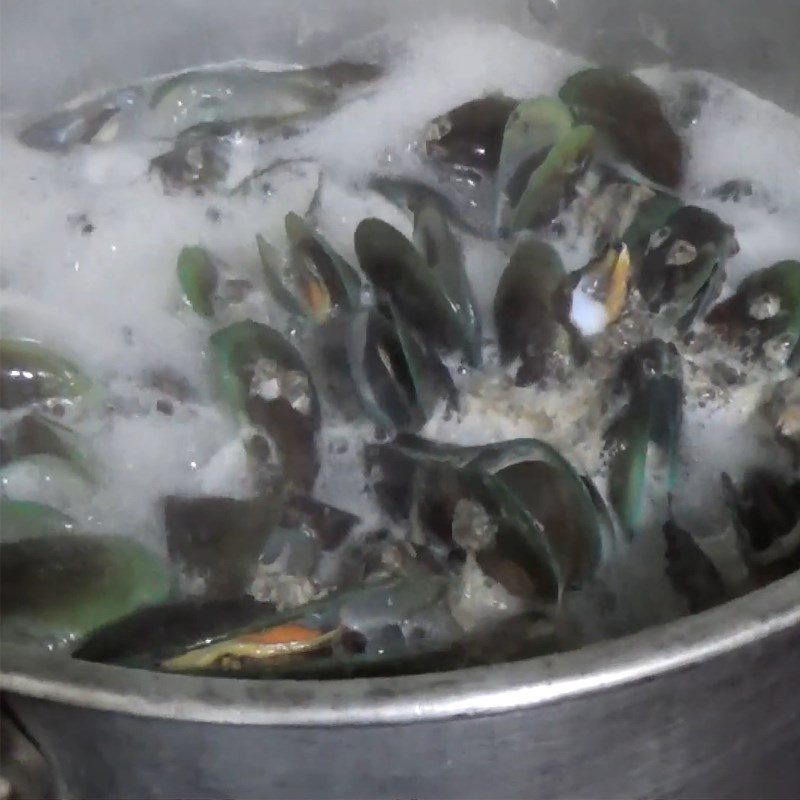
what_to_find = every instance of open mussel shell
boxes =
[409,458,563,603]
[637,205,737,329]
[507,124,595,235]
[0,412,95,483]
[493,238,580,385]
[413,205,482,366]
[343,307,456,434]
[566,242,632,338]
[0,338,93,411]
[663,519,728,613]
[706,259,800,366]
[723,470,800,584]
[621,191,683,267]
[558,67,684,189]
[258,214,362,324]
[0,499,75,543]
[424,94,519,175]
[285,212,363,319]
[164,491,282,599]
[72,595,276,667]
[605,339,684,539]
[155,574,447,676]
[1,533,170,648]
[210,320,321,492]
[496,97,574,208]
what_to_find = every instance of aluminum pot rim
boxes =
[2,572,798,726]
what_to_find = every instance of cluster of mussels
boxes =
[2,59,798,678]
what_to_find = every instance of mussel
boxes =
[663,519,727,613]
[330,306,456,433]
[355,216,480,366]
[493,238,585,385]
[18,88,142,152]
[258,212,362,323]
[566,242,632,336]
[558,67,684,189]
[1,533,170,647]
[0,499,75,543]
[604,339,684,538]
[147,61,382,137]
[495,97,594,234]
[164,492,282,598]
[706,260,800,366]
[0,413,94,482]
[210,320,321,492]
[424,94,519,175]
[636,205,738,329]
[723,470,800,584]
[0,338,92,411]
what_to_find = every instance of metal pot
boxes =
[2,2,799,797]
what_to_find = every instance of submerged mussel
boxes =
[723,470,800,584]
[147,61,382,137]
[706,260,800,366]
[0,338,92,411]
[1,533,169,647]
[18,88,142,152]
[493,238,585,385]
[558,67,684,189]
[663,519,728,613]
[210,320,321,492]
[0,499,75,543]
[636,205,738,329]
[604,339,684,538]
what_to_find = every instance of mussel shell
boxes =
[0,499,75,543]
[558,67,684,189]
[285,212,362,320]
[411,460,562,602]
[507,124,595,234]
[496,97,574,205]
[664,519,727,613]
[413,205,483,366]
[605,340,684,538]
[425,95,519,173]
[73,596,276,666]
[281,495,359,551]
[1,534,170,645]
[0,413,94,482]
[210,320,321,491]
[706,260,800,363]
[354,218,463,355]
[493,238,570,385]
[164,493,282,599]
[177,246,218,317]
[0,338,92,411]
[345,307,455,434]
[18,88,141,152]
[637,205,737,328]
[256,235,307,318]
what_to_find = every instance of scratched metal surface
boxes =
[2,2,800,797]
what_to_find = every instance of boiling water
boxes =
[1,21,798,647]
